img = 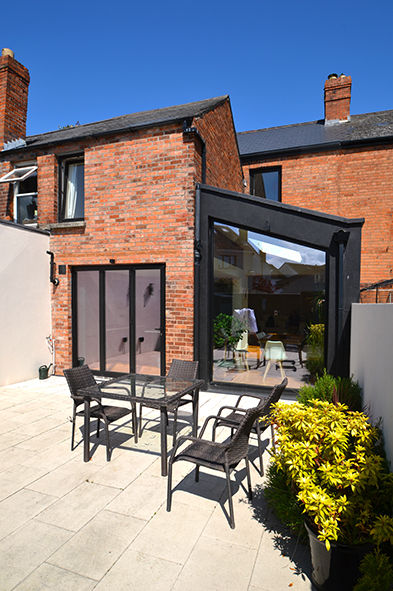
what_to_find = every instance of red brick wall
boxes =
[0,161,12,217]
[37,154,58,223]
[242,143,393,286]
[194,99,244,192]
[0,54,30,148]
[44,124,197,372]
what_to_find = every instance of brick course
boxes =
[0,97,242,373]
[242,143,393,286]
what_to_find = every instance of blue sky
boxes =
[3,0,392,136]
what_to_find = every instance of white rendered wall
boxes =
[350,303,393,466]
[0,223,51,385]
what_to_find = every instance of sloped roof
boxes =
[237,109,393,158]
[3,96,228,153]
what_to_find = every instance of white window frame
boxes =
[0,164,38,224]
[0,165,37,183]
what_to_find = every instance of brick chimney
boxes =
[324,73,352,124]
[0,48,30,148]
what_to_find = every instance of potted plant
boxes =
[268,400,393,590]
[213,313,247,363]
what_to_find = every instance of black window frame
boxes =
[249,166,282,202]
[58,154,85,222]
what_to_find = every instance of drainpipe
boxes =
[194,186,202,365]
[183,120,206,184]
[46,251,59,287]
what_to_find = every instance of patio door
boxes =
[72,265,165,376]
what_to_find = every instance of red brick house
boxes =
[238,74,393,292]
[0,50,365,389]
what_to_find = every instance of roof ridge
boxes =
[26,95,229,140]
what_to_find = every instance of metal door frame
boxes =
[71,264,165,376]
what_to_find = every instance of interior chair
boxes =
[138,359,199,446]
[263,340,288,382]
[167,396,274,529]
[211,378,287,475]
[64,365,137,461]
[234,331,249,370]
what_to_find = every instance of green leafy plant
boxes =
[213,313,246,356]
[353,550,393,591]
[269,400,393,550]
[298,371,362,411]
[263,463,307,542]
[305,323,325,379]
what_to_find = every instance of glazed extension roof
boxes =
[237,109,393,158]
[6,96,228,152]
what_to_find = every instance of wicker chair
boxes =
[138,359,199,445]
[211,378,288,475]
[167,399,270,529]
[64,365,137,461]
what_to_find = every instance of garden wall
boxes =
[350,303,393,466]
[0,221,51,385]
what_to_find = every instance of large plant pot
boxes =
[305,523,371,591]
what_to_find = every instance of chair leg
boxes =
[167,459,173,512]
[255,421,264,476]
[278,361,285,379]
[195,465,199,482]
[172,407,178,448]
[263,360,271,382]
[71,403,77,451]
[104,420,111,461]
[132,403,138,444]
[138,404,143,438]
[96,418,100,439]
[225,465,235,529]
[245,457,253,500]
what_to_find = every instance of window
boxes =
[0,165,38,224]
[250,167,281,201]
[59,157,84,221]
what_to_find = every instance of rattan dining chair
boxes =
[211,378,287,475]
[64,365,137,461]
[138,359,199,445]
[167,397,270,529]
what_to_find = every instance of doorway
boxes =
[72,265,165,376]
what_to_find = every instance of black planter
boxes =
[305,523,371,591]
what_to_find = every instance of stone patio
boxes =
[0,376,313,590]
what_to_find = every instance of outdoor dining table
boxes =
[79,373,204,476]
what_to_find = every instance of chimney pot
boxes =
[1,48,14,58]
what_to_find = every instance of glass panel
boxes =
[135,269,161,375]
[64,162,84,219]
[252,170,279,201]
[213,222,326,389]
[16,194,37,223]
[105,270,130,373]
[77,271,100,370]
[18,173,37,195]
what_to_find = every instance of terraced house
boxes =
[3,49,391,392]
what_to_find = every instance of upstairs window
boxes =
[0,165,38,224]
[59,157,84,221]
[250,167,281,201]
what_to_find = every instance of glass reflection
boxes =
[213,223,326,388]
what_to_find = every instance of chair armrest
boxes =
[235,394,266,408]
[216,405,247,417]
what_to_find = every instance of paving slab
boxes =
[13,563,96,591]
[0,520,73,591]
[48,510,146,580]
[35,480,120,531]
[0,488,58,541]
[94,549,182,591]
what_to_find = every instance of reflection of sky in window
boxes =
[248,232,325,268]
[214,223,325,268]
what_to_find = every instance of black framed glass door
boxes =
[72,265,165,376]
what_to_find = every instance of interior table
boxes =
[79,373,204,476]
